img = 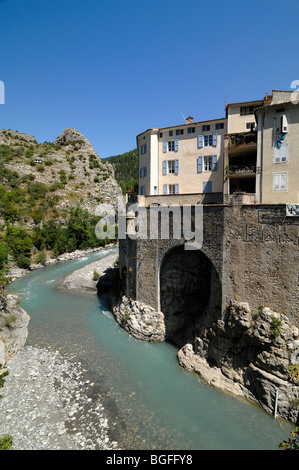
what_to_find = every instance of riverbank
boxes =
[0,246,121,450]
[6,243,118,282]
[0,345,119,450]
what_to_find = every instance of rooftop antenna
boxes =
[179,108,186,122]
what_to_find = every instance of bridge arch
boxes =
[159,244,222,346]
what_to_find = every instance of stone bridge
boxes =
[119,196,299,338]
[116,195,299,422]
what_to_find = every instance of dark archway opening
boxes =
[160,245,222,347]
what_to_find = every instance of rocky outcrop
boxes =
[111,295,165,342]
[0,128,122,216]
[178,302,299,423]
[0,293,30,365]
[62,252,118,292]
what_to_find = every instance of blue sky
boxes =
[0,0,298,158]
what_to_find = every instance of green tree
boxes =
[5,225,33,258]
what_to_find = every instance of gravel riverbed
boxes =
[0,345,120,450]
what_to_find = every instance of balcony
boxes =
[225,132,257,148]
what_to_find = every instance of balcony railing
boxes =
[225,132,257,147]
[229,164,256,175]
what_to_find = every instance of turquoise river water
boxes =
[8,248,294,450]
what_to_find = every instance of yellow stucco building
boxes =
[137,90,299,205]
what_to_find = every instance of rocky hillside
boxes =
[0,127,123,272]
[0,127,122,221]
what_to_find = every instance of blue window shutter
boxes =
[139,168,142,178]
[174,139,179,152]
[213,133,218,147]
[144,167,147,177]
[163,184,168,195]
[198,135,203,148]
[175,183,179,194]
[162,160,167,175]
[197,156,203,173]
[175,159,179,174]
[203,181,212,193]
[163,141,167,153]
[212,155,217,171]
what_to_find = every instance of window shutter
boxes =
[203,181,212,193]
[163,184,168,195]
[175,183,179,194]
[139,168,142,178]
[280,173,287,190]
[197,156,203,173]
[213,133,218,147]
[163,141,167,153]
[143,167,147,177]
[174,139,179,152]
[281,143,288,162]
[175,159,179,174]
[162,160,167,175]
[198,135,204,148]
[274,147,280,163]
[212,155,218,171]
[273,174,280,190]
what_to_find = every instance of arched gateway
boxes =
[159,245,222,346]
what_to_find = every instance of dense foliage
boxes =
[105,148,138,195]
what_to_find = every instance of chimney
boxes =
[185,116,194,124]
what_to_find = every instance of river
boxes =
[8,248,294,450]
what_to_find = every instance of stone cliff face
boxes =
[179,302,299,424]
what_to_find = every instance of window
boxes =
[204,156,213,171]
[163,184,179,194]
[168,141,175,151]
[204,135,213,146]
[159,132,163,138]
[202,125,210,131]
[240,106,256,115]
[162,159,179,175]
[163,139,178,152]
[139,167,147,178]
[140,185,145,195]
[140,144,147,155]
[216,122,224,130]
[246,122,255,130]
[197,155,217,172]
[187,127,195,134]
[273,172,287,191]
[168,160,175,174]
[169,130,173,136]
[176,129,184,135]
[275,143,288,163]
